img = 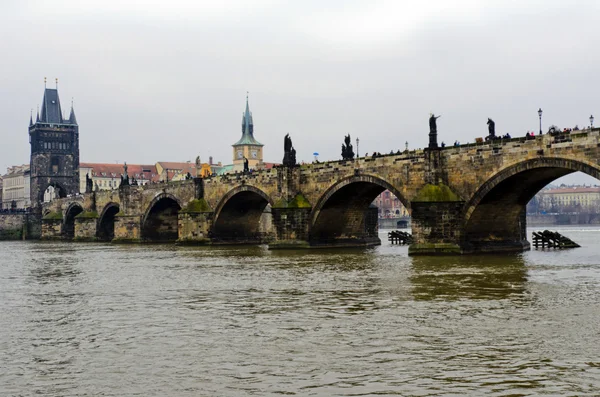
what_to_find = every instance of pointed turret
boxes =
[29,110,33,126]
[68,101,78,125]
[36,107,40,123]
[233,94,262,146]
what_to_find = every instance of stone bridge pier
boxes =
[36,129,600,255]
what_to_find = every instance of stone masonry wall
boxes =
[177,212,213,244]
[0,214,26,240]
[113,215,142,243]
[74,217,98,241]
[41,219,62,240]
[409,201,464,255]
[270,208,311,248]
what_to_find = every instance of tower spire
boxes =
[68,97,78,125]
[29,109,33,126]
[242,93,253,137]
[233,93,262,147]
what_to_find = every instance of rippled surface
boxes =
[1,228,599,396]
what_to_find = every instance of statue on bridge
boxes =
[341,134,355,160]
[487,118,496,139]
[283,133,297,167]
[195,155,201,177]
[120,162,130,187]
[429,113,440,133]
[429,113,441,149]
[85,173,93,193]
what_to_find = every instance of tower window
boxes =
[51,157,59,174]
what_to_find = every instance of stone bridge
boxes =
[40,129,600,254]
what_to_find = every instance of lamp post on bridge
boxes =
[590,114,594,129]
[356,137,359,168]
[538,108,543,135]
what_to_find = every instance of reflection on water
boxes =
[410,254,528,300]
[0,230,599,396]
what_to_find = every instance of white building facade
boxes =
[1,165,31,209]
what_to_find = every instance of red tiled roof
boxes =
[541,187,600,194]
[80,162,159,182]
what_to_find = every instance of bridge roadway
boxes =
[40,129,600,254]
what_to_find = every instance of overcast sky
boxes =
[1,0,599,184]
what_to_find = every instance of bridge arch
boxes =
[462,157,600,252]
[309,174,408,247]
[63,202,83,239]
[97,202,120,242]
[212,185,274,244]
[141,193,182,242]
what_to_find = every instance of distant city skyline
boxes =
[1,1,598,186]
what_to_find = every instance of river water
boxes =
[1,228,599,396]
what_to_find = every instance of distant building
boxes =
[1,165,30,209]
[155,162,198,182]
[536,186,600,213]
[372,190,409,218]
[80,163,160,191]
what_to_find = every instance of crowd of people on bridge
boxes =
[0,208,30,214]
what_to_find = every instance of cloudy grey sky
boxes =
[1,0,598,183]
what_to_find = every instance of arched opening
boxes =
[527,171,600,226]
[310,176,407,247]
[42,183,66,203]
[97,203,120,242]
[463,159,600,253]
[212,187,272,244]
[142,195,181,242]
[63,203,83,239]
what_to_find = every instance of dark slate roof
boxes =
[39,88,63,124]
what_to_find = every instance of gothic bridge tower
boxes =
[29,82,80,208]
[232,94,264,171]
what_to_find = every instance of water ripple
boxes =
[0,231,599,396]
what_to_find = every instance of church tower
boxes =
[29,80,80,207]
[232,95,264,171]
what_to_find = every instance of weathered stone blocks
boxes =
[177,211,213,245]
[113,215,142,243]
[0,214,26,240]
